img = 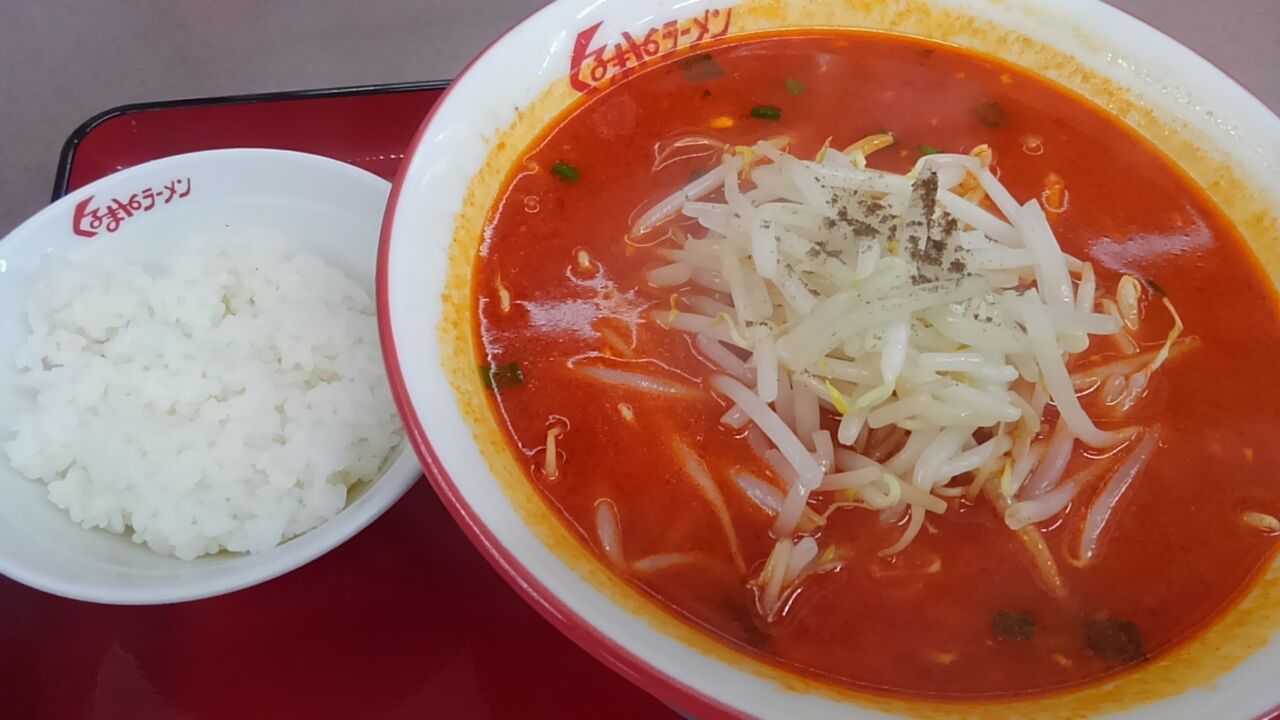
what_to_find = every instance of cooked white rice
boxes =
[3,234,403,560]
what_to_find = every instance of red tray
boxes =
[10,82,678,720]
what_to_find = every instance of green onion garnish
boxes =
[785,78,807,96]
[482,362,525,391]
[551,161,581,183]
[750,105,782,121]
[919,145,941,156]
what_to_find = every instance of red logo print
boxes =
[72,177,192,239]
[569,7,733,94]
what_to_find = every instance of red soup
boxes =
[472,31,1280,698]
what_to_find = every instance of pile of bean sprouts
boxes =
[619,135,1188,618]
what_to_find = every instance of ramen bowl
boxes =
[378,1,1280,717]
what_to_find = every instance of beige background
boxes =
[0,0,1276,236]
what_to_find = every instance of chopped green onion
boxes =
[919,145,941,156]
[482,362,524,391]
[551,161,580,183]
[750,105,782,121]
[785,78,807,96]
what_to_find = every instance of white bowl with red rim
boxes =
[377,0,1280,717]
[0,148,421,604]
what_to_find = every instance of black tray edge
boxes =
[52,79,451,201]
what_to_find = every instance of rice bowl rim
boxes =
[0,148,420,605]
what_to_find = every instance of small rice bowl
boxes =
[3,232,403,560]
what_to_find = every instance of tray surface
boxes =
[6,82,677,720]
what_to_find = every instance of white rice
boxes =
[3,235,403,560]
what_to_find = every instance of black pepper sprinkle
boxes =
[917,170,939,221]
[941,214,959,238]
[848,219,878,238]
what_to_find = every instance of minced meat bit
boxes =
[1085,617,1146,663]
[993,610,1037,642]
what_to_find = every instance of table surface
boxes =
[0,0,1276,714]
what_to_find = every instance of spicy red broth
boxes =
[471,31,1280,698]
